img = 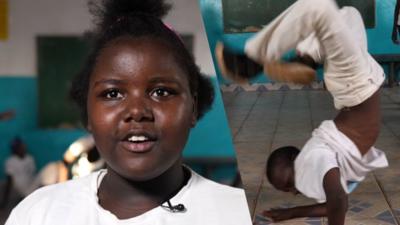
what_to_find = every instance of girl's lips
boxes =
[120,140,156,153]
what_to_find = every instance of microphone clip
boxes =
[161,200,186,213]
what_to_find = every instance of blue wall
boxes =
[200,0,400,84]
[0,76,236,179]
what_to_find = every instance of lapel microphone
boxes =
[161,200,186,213]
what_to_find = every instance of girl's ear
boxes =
[191,95,198,128]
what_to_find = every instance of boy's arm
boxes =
[263,203,327,222]
[263,168,347,223]
[323,168,348,225]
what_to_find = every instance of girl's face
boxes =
[87,37,196,181]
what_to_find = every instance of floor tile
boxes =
[373,173,400,192]
[235,127,275,142]
[254,214,324,225]
[374,161,400,176]
[385,192,400,217]
[272,132,311,146]
[344,218,398,225]
[347,192,392,220]
[222,88,400,225]
[234,141,271,189]
[254,179,316,218]
[350,173,381,194]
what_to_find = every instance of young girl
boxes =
[5,1,251,224]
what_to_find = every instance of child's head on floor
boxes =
[266,146,300,194]
[69,0,215,181]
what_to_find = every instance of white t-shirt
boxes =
[295,120,388,203]
[5,155,36,195]
[6,169,252,225]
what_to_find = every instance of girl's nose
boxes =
[122,96,154,123]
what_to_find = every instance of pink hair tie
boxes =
[164,23,184,43]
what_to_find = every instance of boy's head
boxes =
[266,146,300,194]
[10,137,27,158]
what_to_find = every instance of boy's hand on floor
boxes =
[262,208,293,222]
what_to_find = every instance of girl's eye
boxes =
[150,88,175,98]
[102,89,123,99]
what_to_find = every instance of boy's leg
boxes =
[246,0,384,109]
[295,7,367,67]
[245,0,364,71]
[214,1,318,85]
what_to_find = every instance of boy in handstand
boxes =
[216,0,388,224]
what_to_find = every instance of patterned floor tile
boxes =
[254,214,323,225]
[344,218,398,225]
[226,110,250,121]
[384,192,400,216]
[375,138,400,150]
[230,92,260,105]
[245,187,261,214]
[347,192,392,220]
[227,117,248,129]
[272,136,311,150]
[351,173,381,194]
[234,141,271,197]
[270,140,307,152]
[374,164,400,177]
[275,125,313,135]
[374,172,400,192]
[254,179,316,218]
[235,128,275,142]
[241,118,279,130]
[378,125,398,138]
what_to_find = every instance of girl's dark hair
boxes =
[10,137,23,152]
[70,0,214,126]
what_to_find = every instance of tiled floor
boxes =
[223,87,400,225]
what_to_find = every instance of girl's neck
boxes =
[97,162,188,219]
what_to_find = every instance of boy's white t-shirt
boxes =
[5,155,36,195]
[6,169,252,225]
[295,120,388,203]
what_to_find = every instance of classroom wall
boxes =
[0,0,236,179]
[200,0,400,84]
[0,0,214,76]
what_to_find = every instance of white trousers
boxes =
[295,7,367,64]
[245,0,384,109]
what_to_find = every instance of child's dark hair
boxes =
[70,0,214,126]
[266,146,300,184]
[10,137,23,153]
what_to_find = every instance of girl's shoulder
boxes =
[5,171,102,225]
[184,170,252,224]
[188,169,246,199]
